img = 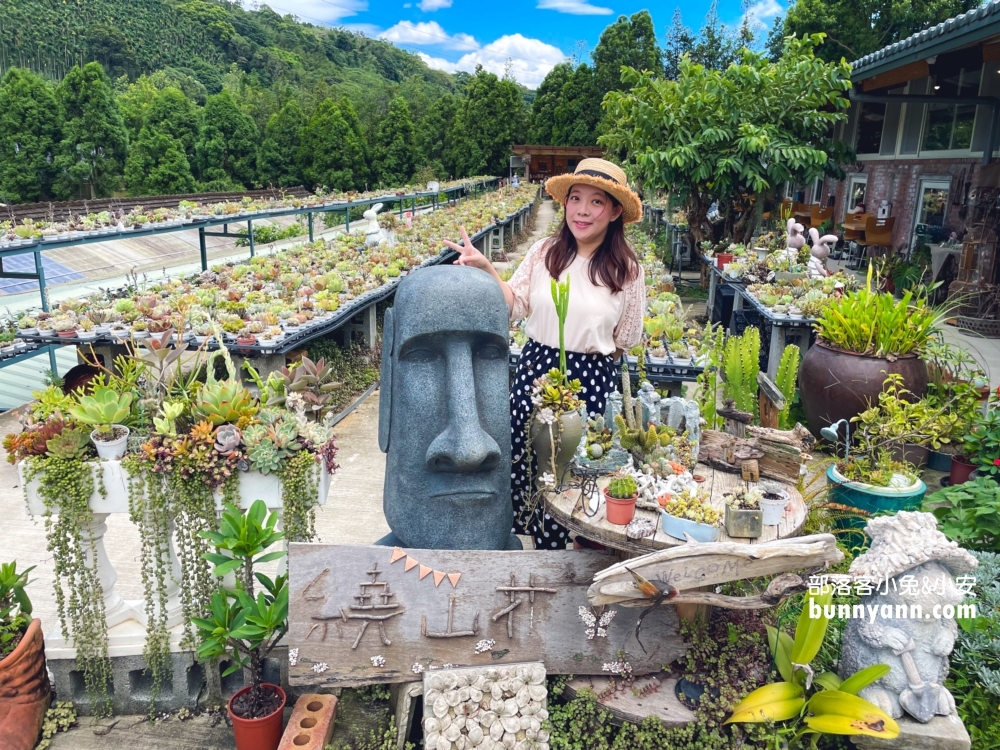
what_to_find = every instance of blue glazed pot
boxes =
[926,449,953,473]
[661,511,720,542]
[826,465,926,550]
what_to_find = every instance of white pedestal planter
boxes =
[20,457,331,659]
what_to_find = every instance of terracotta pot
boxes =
[715,253,734,270]
[530,410,582,488]
[798,341,928,438]
[949,455,977,486]
[0,619,51,750]
[228,683,286,750]
[603,488,636,525]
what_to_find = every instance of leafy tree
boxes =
[770,0,979,63]
[592,11,662,94]
[0,68,61,203]
[258,99,306,188]
[665,3,757,79]
[337,95,372,189]
[602,35,852,244]
[449,66,528,177]
[527,63,572,144]
[195,90,258,188]
[54,62,129,199]
[146,87,201,157]
[374,96,415,186]
[124,127,196,195]
[297,99,367,191]
[552,63,601,147]
[416,93,459,180]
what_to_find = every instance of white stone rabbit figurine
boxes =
[363,202,384,246]
[807,226,837,279]
[778,217,806,264]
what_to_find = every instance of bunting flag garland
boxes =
[389,547,462,588]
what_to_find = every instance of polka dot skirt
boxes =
[510,338,618,550]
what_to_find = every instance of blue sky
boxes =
[257,0,785,87]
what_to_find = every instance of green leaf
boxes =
[814,672,844,691]
[839,664,890,695]
[791,587,832,666]
[725,682,805,724]
[211,558,243,577]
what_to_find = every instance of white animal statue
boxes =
[363,202,385,246]
[807,227,838,279]
[776,217,807,264]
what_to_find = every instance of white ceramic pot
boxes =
[760,491,788,525]
[91,425,130,461]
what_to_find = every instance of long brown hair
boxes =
[544,195,639,294]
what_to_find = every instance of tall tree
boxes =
[195,90,258,188]
[124,127,196,195]
[416,93,458,180]
[145,87,201,157]
[602,35,852,244]
[663,9,696,80]
[665,3,756,78]
[773,0,979,63]
[592,11,662,95]
[337,95,372,189]
[449,66,528,177]
[0,68,61,203]
[297,99,367,191]
[527,63,572,144]
[54,62,129,199]
[552,64,602,147]
[374,96,415,187]
[258,99,306,188]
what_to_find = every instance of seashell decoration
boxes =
[423,662,549,750]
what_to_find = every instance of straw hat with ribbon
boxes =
[545,158,642,225]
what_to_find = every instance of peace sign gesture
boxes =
[443,225,492,273]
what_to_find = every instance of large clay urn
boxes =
[530,410,583,488]
[0,619,51,750]
[798,341,928,438]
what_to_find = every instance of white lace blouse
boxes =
[508,238,646,356]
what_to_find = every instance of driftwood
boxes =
[587,534,844,607]
[667,573,812,609]
[700,428,804,484]
[757,372,786,429]
[746,423,815,451]
[718,401,753,438]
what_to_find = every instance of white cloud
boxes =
[742,0,783,30]
[536,0,612,16]
[420,33,566,88]
[257,0,367,23]
[380,20,479,50]
[418,0,452,9]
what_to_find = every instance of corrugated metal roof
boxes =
[851,0,1000,80]
[0,348,79,411]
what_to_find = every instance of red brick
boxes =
[278,693,338,750]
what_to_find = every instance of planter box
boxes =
[660,511,719,542]
[724,505,762,538]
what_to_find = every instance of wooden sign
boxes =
[288,544,686,688]
[587,534,844,607]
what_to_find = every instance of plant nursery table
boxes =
[736,287,817,380]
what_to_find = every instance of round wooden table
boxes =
[545,464,807,556]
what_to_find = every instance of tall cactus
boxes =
[722,327,760,414]
[775,344,800,430]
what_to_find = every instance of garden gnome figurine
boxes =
[839,512,977,723]
[377,265,521,550]
[363,202,385,246]
[778,217,806,264]
[807,227,837,279]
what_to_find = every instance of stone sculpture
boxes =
[364,202,386,246]
[378,266,521,550]
[637,381,661,427]
[807,227,837,279]
[839,512,978,723]
[659,396,701,462]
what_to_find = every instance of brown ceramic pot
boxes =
[799,341,928,438]
[0,619,51,750]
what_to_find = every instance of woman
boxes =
[444,158,646,549]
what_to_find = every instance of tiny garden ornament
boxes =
[777,217,807,264]
[807,227,837,279]
[363,203,386,246]
[839,511,978,723]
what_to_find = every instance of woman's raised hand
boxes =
[443,225,492,272]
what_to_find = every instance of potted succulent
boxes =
[827,451,925,539]
[660,487,720,542]
[76,317,98,341]
[236,327,257,347]
[51,315,77,339]
[0,561,49,750]
[16,317,38,336]
[799,264,941,437]
[603,472,638,525]
[723,486,763,538]
[194,501,289,750]
[67,386,133,460]
[758,481,789,526]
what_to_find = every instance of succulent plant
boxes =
[246,441,283,474]
[214,424,242,456]
[68,386,133,436]
[268,356,341,420]
[193,379,253,426]
[607,474,637,499]
[45,428,92,460]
